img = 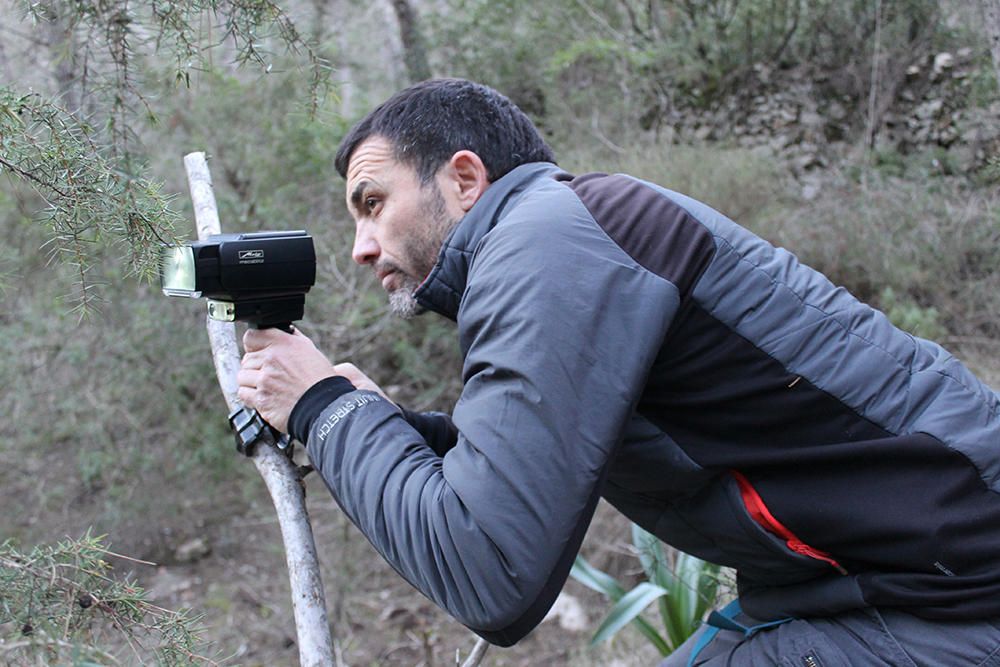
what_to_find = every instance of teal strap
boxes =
[686,600,741,667]
[685,600,794,667]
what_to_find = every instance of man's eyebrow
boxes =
[349,180,371,211]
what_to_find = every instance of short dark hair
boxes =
[334,78,556,184]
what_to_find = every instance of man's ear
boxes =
[440,150,490,213]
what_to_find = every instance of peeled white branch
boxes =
[183,151,335,667]
[460,638,489,667]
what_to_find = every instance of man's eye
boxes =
[365,197,379,211]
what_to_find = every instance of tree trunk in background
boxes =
[330,0,356,118]
[43,3,79,112]
[390,0,432,83]
[985,0,1000,91]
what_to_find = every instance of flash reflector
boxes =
[160,230,316,328]
[161,246,199,296]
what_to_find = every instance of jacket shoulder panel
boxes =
[568,173,717,300]
[656,185,1000,489]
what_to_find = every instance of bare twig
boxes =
[0,156,70,198]
[460,637,489,667]
[95,547,156,568]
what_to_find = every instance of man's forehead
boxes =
[345,136,397,184]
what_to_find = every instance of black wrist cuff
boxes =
[288,376,356,443]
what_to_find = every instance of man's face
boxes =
[345,137,461,318]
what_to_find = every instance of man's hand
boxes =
[237,328,338,434]
[331,362,394,403]
[237,328,393,434]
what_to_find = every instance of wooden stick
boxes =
[460,638,489,667]
[183,151,335,667]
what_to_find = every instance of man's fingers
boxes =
[333,362,360,377]
[242,328,266,352]
[236,368,260,388]
[240,351,265,371]
[332,362,367,389]
[331,362,393,402]
[237,385,256,407]
[243,327,289,352]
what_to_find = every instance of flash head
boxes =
[161,230,316,328]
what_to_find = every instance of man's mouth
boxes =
[375,266,401,291]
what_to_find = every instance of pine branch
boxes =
[0,534,219,665]
[0,87,182,311]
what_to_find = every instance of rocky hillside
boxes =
[664,48,999,187]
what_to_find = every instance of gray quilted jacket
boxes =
[290,162,1000,646]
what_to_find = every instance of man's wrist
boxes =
[288,376,356,442]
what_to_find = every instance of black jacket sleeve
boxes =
[398,407,459,456]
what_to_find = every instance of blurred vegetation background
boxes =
[0,0,998,664]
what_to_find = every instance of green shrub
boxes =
[560,142,790,228]
[754,169,1000,340]
[877,286,947,340]
[571,524,726,656]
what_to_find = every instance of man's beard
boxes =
[387,274,425,319]
[385,183,458,319]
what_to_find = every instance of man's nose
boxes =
[352,225,380,266]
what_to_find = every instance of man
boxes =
[237,78,1000,664]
